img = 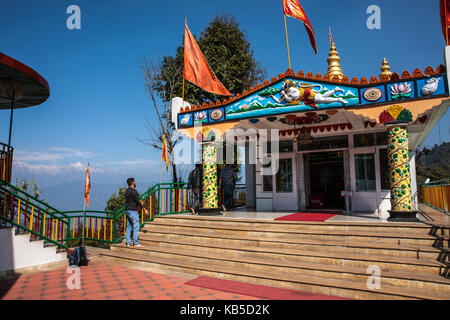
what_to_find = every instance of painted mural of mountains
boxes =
[320,88,358,99]
[227,100,288,115]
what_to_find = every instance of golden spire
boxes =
[380,58,393,80]
[326,27,344,81]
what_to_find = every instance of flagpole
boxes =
[447,27,449,46]
[82,199,86,247]
[446,0,449,45]
[283,14,292,69]
[160,154,163,187]
[182,17,187,103]
[182,78,185,102]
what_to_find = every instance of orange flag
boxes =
[84,163,91,207]
[183,22,232,96]
[283,0,317,54]
[161,136,169,172]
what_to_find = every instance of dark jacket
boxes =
[188,167,202,189]
[125,187,142,211]
[219,166,236,187]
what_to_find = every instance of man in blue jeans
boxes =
[125,178,148,247]
[219,164,237,213]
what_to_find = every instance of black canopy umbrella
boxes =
[0,52,50,147]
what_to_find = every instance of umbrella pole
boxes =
[7,92,15,149]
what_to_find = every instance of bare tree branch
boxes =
[138,56,184,183]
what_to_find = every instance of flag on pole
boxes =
[161,136,169,172]
[283,0,317,54]
[84,163,91,208]
[329,26,334,45]
[441,0,450,45]
[183,21,232,96]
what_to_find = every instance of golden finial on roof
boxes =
[380,58,393,80]
[326,27,344,81]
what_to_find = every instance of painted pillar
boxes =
[387,125,413,211]
[201,143,219,211]
[380,105,418,222]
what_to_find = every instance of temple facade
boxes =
[174,40,450,221]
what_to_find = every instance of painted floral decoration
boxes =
[391,83,412,99]
[194,111,207,123]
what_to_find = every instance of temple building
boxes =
[174,37,450,222]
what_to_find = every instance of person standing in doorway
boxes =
[219,164,237,213]
[125,178,148,247]
[188,163,203,215]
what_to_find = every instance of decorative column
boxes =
[379,105,418,222]
[196,127,220,216]
[201,143,219,214]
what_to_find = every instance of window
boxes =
[379,148,390,190]
[263,176,273,192]
[355,154,376,192]
[263,140,293,154]
[276,159,293,193]
[354,132,387,147]
[262,161,273,192]
[298,135,348,151]
[279,140,293,153]
[354,134,374,147]
[375,132,387,146]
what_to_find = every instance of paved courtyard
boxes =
[0,262,262,300]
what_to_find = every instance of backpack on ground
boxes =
[68,246,89,267]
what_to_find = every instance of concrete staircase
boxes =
[0,227,67,275]
[100,215,450,300]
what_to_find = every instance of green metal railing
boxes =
[61,183,192,245]
[418,179,450,213]
[0,180,70,251]
[0,181,192,251]
[0,179,247,251]
[0,143,13,183]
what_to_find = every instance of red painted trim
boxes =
[0,52,49,92]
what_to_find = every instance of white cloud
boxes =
[48,147,93,159]
[106,159,160,166]
[14,161,62,175]
[11,146,165,185]
[14,147,93,162]
[69,161,84,170]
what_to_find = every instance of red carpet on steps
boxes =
[274,211,341,222]
[185,276,350,300]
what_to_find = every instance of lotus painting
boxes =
[225,79,359,120]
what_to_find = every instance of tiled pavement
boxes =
[0,262,262,300]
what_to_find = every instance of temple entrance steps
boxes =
[99,215,450,300]
[0,227,67,275]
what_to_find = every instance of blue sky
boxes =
[1,0,449,187]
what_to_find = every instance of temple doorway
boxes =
[305,151,345,210]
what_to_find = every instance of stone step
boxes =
[100,248,450,300]
[139,230,440,261]
[111,242,450,293]
[112,237,444,278]
[144,223,435,246]
[154,215,432,234]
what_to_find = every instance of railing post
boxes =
[434,185,438,210]
[170,184,173,214]
[66,216,70,253]
[113,215,117,243]
[158,184,161,216]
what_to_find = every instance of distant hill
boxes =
[416,142,450,184]
[41,181,155,212]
